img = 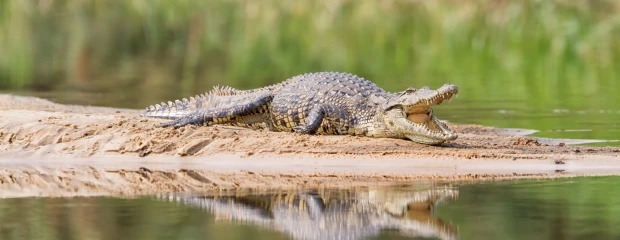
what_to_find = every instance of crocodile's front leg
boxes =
[294,103,349,134]
[162,94,273,128]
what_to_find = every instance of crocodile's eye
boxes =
[400,88,417,95]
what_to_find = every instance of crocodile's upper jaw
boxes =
[382,84,459,145]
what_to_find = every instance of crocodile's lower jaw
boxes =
[403,124,457,145]
[407,121,458,145]
[377,107,457,145]
[402,111,457,145]
[405,133,456,145]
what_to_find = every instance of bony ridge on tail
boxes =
[142,72,458,145]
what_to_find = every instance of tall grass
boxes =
[0,0,619,109]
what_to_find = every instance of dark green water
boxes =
[1,177,619,240]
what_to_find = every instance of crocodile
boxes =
[142,72,458,145]
[158,185,459,240]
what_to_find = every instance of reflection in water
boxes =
[2,177,619,239]
[160,185,459,240]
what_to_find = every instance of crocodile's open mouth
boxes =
[399,106,457,145]
[403,95,451,130]
[386,84,458,145]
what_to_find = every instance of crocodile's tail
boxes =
[141,84,278,119]
[140,86,233,119]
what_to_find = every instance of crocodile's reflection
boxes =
[160,184,459,240]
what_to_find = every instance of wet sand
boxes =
[1,94,619,198]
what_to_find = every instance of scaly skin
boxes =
[142,72,458,145]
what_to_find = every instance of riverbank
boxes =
[1,94,619,198]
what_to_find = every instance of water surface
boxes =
[1,177,619,240]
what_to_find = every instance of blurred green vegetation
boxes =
[1,0,618,104]
[0,0,618,143]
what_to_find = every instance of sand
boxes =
[0,94,619,198]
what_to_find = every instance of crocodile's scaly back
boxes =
[142,72,459,145]
[268,72,388,135]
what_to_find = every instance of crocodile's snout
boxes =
[381,84,459,145]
